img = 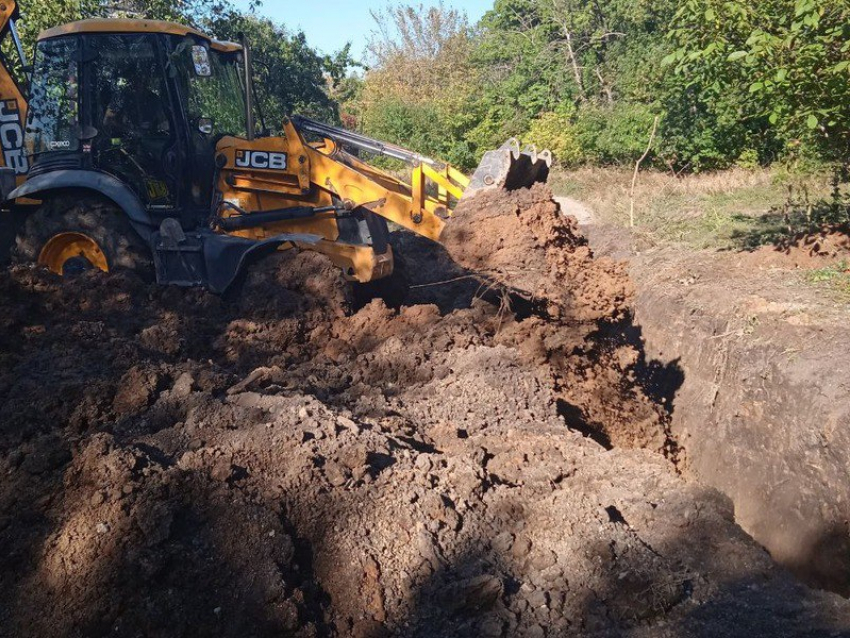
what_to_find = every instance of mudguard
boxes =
[152,225,323,293]
[7,169,154,240]
[203,232,323,293]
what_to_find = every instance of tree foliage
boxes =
[351,0,680,170]
[11,0,850,173]
[352,0,850,172]
[665,0,850,165]
[207,10,350,126]
[353,3,479,167]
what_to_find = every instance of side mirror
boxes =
[198,118,214,135]
[77,125,99,141]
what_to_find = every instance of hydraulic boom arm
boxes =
[290,114,552,233]
[292,115,442,168]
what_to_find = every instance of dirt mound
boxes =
[444,184,633,323]
[439,185,670,452]
[746,223,850,269]
[1,205,849,636]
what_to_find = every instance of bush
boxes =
[361,98,479,170]
[574,103,658,166]
[736,149,761,170]
[665,0,850,167]
[524,111,585,168]
[657,82,775,172]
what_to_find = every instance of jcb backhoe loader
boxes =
[0,3,551,292]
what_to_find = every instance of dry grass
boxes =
[550,167,840,250]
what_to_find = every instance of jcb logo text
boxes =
[235,150,287,170]
[0,100,27,175]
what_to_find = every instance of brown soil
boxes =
[745,223,850,269]
[602,232,850,599]
[1,191,849,637]
[444,184,633,323]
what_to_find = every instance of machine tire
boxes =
[13,196,153,279]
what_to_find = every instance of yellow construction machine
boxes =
[0,4,551,292]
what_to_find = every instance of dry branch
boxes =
[629,115,660,228]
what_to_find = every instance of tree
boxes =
[469,0,564,149]
[207,9,352,126]
[469,0,673,163]
[356,3,480,167]
[665,0,850,165]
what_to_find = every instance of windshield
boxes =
[26,36,80,155]
[171,38,247,138]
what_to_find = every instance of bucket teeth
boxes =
[464,138,552,199]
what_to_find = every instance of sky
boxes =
[231,0,494,57]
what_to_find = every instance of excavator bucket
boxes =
[463,139,553,200]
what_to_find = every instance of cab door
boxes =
[165,36,250,220]
[86,33,180,213]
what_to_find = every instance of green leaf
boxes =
[746,31,764,46]
[775,68,788,81]
[727,50,748,61]
[749,82,764,93]
[806,114,819,129]
[705,8,716,21]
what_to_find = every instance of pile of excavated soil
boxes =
[444,184,633,323]
[744,223,850,269]
[444,185,670,453]
[1,195,850,637]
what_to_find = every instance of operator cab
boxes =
[25,19,250,223]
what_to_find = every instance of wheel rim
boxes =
[38,232,109,276]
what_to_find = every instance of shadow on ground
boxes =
[0,229,845,637]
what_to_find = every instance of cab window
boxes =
[26,36,80,155]
[87,34,176,206]
[89,34,171,140]
[169,38,247,139]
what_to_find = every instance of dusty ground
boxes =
[1,188,850,637]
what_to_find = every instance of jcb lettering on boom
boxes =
[235,150,287,170]
[0,99,27,175]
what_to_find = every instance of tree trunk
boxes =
[596,67,614,104]
[564,31,586,102]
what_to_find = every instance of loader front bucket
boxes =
[463,139,553,200]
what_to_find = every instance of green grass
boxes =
[804,260,850,297]
[549,167,846,251]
